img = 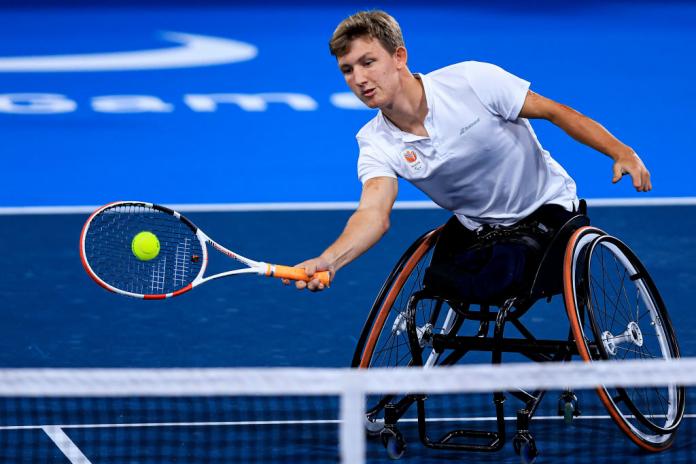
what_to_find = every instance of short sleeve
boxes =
[356,136,397,184]
[464,61,530,121]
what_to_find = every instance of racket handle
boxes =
[269,265,331,287]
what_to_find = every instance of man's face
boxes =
[337,36,402,109]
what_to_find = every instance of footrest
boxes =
[424,429,503,452]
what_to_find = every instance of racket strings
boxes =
[84,204,204,296]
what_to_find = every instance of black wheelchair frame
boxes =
[352,212,686,461]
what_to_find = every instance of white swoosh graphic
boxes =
[0,31,257,72]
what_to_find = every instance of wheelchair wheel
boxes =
[352,227,463,430]
[353,227,441,369]
[563,226,685,451]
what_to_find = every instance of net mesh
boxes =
[0,360,694,463]
[83,203,204,295]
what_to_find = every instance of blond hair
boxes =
[329,10,405,58]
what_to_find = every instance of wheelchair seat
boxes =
[421,213,590,309]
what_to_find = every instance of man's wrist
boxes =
[612,146,637,161]
[321,249,350,273]
[319,252,337,270]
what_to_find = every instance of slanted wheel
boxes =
[352,228,463,431]
[381,428,407,460]
[564,227,686,451]
[512,432,538,464]
[364,415,385,436]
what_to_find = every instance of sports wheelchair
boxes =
[352,205,685,461]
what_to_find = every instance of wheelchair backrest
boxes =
[527,214,591,301]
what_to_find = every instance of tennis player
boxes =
[288,10,651,291]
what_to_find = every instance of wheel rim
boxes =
[584,236,683,437]
[564,228,685,450]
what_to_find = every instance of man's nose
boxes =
[353,67,368,86]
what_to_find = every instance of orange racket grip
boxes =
[269,265,331,287]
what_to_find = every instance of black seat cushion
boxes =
[424,204,589,305]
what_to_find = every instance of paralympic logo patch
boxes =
[0,32,257,72]
[402,147,423,171]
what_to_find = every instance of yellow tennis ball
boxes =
[131,231,160,261]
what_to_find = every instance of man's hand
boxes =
[612,152,652,192]
[282,257,334,292]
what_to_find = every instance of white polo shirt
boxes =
[356,61,579,230]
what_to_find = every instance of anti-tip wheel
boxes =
[365,415,385,437]
[381,428,406,460]
[513,433,538,464]
[558,391,580,425]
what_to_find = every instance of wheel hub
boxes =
[391,312,408,336]
[601,321,644,356]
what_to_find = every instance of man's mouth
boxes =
[362,88,376,98]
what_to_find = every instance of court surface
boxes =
[1,206,695,462]
[1,0,695,461]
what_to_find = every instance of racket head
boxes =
[79,201,207,299]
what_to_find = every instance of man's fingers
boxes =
[614,154,652,192]
[631,168,651,191]
[612,164,623,184]
[642,170,652,192]
[307,278,325,292]
[283,257,332,292]
[613,163,650,191]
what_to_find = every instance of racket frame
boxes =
[80,201,324,299]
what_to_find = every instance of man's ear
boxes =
[394,46,408,70]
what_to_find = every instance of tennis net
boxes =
[0,359,694,463]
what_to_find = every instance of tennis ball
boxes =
[131,231,160,261]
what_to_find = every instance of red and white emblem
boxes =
[402,147,423,171]
[403,148,418,163]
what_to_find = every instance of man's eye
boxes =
[364,60,374,66]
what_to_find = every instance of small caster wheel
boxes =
[558,391,580,425]
[364,415,384,437]
[513,433,538,464]
[381,428,406,460]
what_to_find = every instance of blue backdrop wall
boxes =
[1,2,694,207]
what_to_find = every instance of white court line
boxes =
[4,419,341,431]
[3,413,693,431]
[42,426,92,464]
[1,197,696,215]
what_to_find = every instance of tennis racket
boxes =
[79,201,330,299]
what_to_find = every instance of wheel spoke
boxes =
[615,345,651,358]
[611,250,636,326]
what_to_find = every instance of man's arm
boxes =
[519,90,651,192]
[288,176,398,291]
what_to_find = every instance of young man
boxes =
[288,10,651,292]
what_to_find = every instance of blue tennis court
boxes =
[1,1,695,462]
[2,206,695,462]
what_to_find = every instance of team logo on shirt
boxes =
[402,147,423,171]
